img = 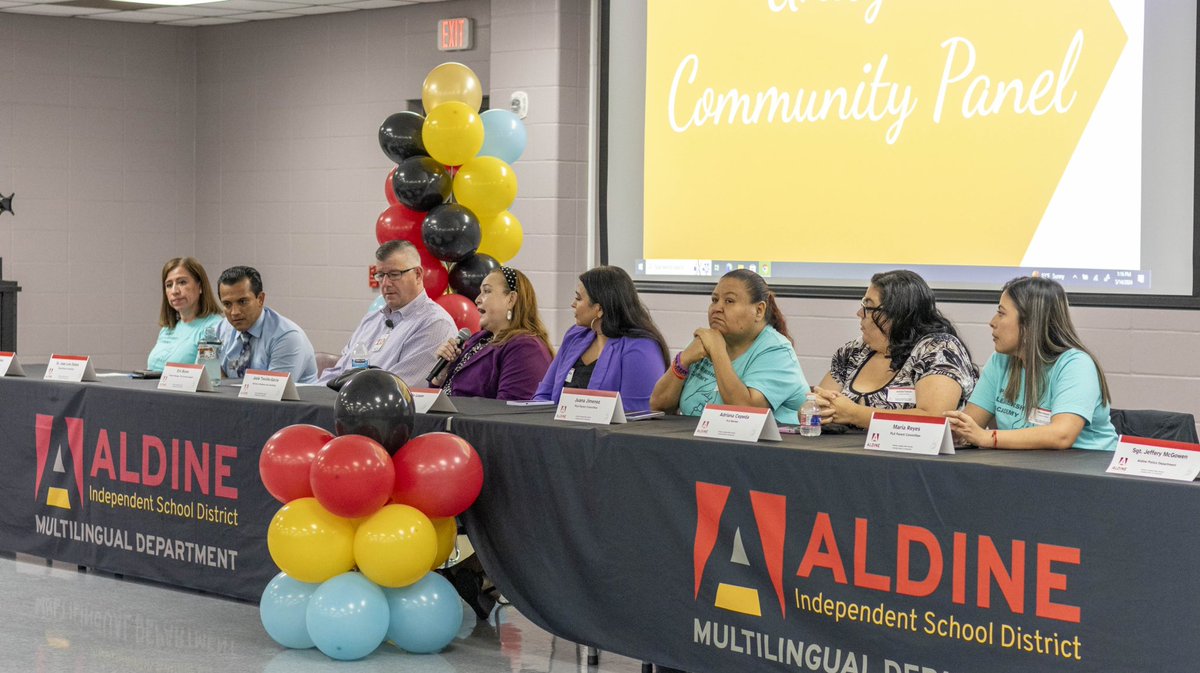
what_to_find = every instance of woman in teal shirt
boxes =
[946,276,1118,451]
[651,269,809,424]
[146,257,224,371]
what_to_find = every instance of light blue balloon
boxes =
[366,294,386,317]
[305,572,390,661]
[479,109,527,165]
[259,572,319,649]
[384,572,464,654]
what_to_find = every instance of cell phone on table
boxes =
[625,410,665,421]
[131,369,161,379]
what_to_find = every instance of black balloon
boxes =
[392,156,451,212]
[448,253,500,301]
[333,369,415,455]
[422,204,481,263]
[378,112,426,164]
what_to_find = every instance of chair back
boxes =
[1110,408,1199,444]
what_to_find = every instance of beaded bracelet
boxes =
[671,352,689,380]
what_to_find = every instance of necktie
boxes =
[235,333,253,378]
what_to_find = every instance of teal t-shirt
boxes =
[678,325,810,424]
[968,349,1117,451]
[146,313,224,371]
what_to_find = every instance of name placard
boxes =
[864,412,955,455]
[239,369,299,401]
[410,387,460,414]
[44,354,98,383]
[0,352,25,377]
[694,404,781,442]
[158,363,215,393]
[1106,435,1200,482]
[555,388,627,425]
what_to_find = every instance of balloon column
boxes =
[257,372,485,661]
[373,62,527,330]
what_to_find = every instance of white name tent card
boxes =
[158,363,215,393]
[44,354,98,383]
[410,387,460,413]
[694,404,781,442]
[864,412,955,455]
[0,352,25,377]
[239,369,299,401]
[1107,436,1200,482]
[555,388,626,424]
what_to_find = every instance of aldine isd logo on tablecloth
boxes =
[34,415,85,511]
[688,481,1088,671]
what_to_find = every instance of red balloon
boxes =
[392,432,483,518]
[310,435,396,519]
[435,293,480,332]
[259,424,334,504]
[419,246,450,299]
[376,202,426,246]
[385,166,400,206]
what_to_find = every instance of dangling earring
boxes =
[506,309,513,321]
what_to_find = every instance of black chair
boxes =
[1110,408,1199,443]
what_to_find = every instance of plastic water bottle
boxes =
[350,342,369,370]
[799,393,822,437]
[197,324,222,387]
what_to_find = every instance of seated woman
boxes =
[430,267,553,400]
[813,269,977,427]
[147,257,224,371]
[533,265,669,411]
[650,269,809,424]
[946,276,1118,450]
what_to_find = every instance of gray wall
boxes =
[3,1,1199,428]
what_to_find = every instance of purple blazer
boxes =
[444,331,552,401]
[533,325,668,412]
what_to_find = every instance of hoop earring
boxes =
[589,316,599,332]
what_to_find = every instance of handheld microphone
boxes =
[385,318,394,329]
[427,328,472,383]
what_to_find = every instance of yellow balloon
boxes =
[477,211,523,264]
[266,498,356,583]
[430,517,457,570]
[354,504,437,588]
[423,102,485,167]
[422,62,483,112]
[453,156,518,219]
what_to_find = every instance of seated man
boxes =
[318,240,457,386]
[217,266,319,383]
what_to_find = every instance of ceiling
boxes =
[0,0,448,26]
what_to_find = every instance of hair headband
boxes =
[500,266,518,292]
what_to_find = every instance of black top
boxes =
[566,357,597,389]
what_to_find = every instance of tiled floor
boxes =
[0,552,648,673]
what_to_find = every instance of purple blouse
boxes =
[533,325,668,412]
[443,331,552,401]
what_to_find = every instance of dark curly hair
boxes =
[868,270,970,372]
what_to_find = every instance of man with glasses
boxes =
[317,240,456,385]
[217,265,319,383]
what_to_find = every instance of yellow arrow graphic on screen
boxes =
[643,0,1129,266]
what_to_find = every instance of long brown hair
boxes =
[158,257,222,329]
[490,268,554,356]
[1001,276,1110,415]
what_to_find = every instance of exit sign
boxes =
[437,17,474,51]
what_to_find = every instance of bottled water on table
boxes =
[197,324,222,387]
[351,342,369,370]
[799,393,822,437]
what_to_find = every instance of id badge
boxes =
[1029,407,1052,426]
[886,387,916,404]
[565,367,574,383]
[371,332,390,352]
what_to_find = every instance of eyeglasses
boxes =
[859,299,885,314]
[373,267,419,282]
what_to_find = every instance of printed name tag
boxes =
[44,354,98,383]
[0,352,25,377]
[886,387,916,404]
[1107,435,1200,482]
[555,388,626,424]
[1028,407,1052,426]
[410,387,460,413]
[371,332,390,352]
[239,369,299,401]
[864,412,955,455]
[158,363,214,393]
[694,404,781,442]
